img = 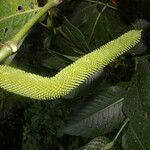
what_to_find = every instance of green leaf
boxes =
[80,8,110,50]
[122,128,141,150]
[79,136,111,150]
[122,115,150,150]
[40,54,69,70]
[123,59,150,117]
[105,8,131,39]
[62,17,90,52]
[0,0,39,42]
[52,35,84,56]
[69,2,98,27]
[61,86,125,137]
[122,59,150,149]
[48,49,78,62]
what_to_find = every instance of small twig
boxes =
[135,54,150,59]
[40,22,52,30]
[85,0,117,10]
[55,26,70,40]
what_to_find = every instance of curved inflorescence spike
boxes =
[0,30,142,100]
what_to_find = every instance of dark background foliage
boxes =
[0,0,150,149]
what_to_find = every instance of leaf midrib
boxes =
[0,7,41,23]
[130,126,146,150]
[70,97,124,124]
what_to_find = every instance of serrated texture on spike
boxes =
[0,30,141,100]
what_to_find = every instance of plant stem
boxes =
[85,0,117,10]
[88,4,107,44]
[0,0,62,62]
[136,54,150,59]
[103,118,129,150]
[113,118,129,143]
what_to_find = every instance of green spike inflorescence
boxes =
[0,30,142,100]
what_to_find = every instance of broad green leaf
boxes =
[38,49,70,70]
[48,49,78,62]
[41,55,68,70]
[61,86,125,137]
[69,2,98,27]
[79,136,111,150]
[80,8,110,50]
[0,0,39,42]
[122,59,150,149]
[122,128,141,150]
[122,115,150,150]
[105,9,131,39]
[62,17,90,52]
[67,2,111,50]
[123,59,150,117]
[52,35,84,56]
